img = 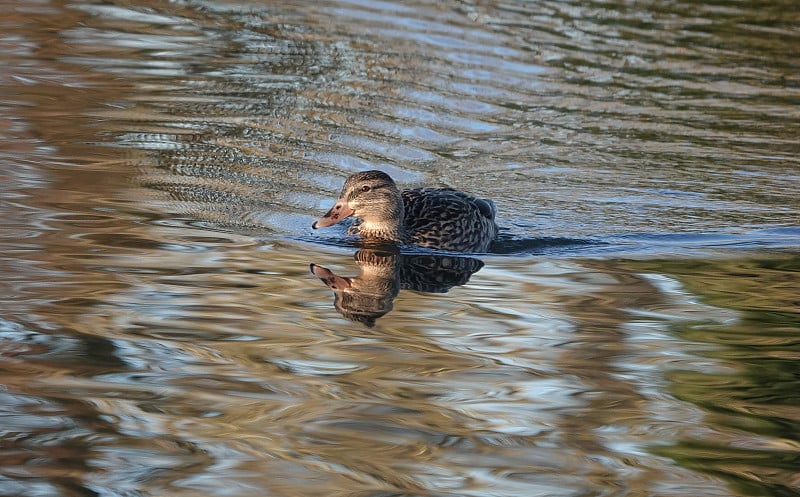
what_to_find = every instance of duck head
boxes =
[312,171,404,239]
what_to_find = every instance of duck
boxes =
[312,170,498,252]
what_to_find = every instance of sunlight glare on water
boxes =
[0,0,798,496]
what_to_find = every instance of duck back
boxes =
[401,188,498,252]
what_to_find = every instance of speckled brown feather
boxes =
[401,188,497,252]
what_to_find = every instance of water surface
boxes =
[1,1,799,496]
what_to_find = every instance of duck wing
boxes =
[401,188,497,252]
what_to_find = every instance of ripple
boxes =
[3,1,800,497]
[57,0,796,251]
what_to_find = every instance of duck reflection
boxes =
[310,248,485,326]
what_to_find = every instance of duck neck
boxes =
[358,195,406,243]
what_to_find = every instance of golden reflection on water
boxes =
[8,206,789,496]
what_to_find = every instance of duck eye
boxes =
[361,185,371,192]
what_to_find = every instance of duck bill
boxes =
[310,264,352,291]
[312,199,355,229]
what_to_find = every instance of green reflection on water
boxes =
[625,255,800,497]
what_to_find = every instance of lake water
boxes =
[1,0,799,496]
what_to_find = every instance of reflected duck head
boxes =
[309,250,400,327]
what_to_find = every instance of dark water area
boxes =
[1,0,799,496]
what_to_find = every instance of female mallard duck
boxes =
[312,170,498,252]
